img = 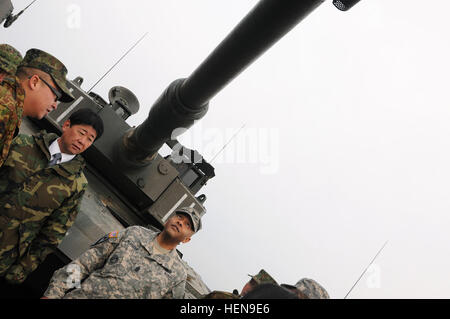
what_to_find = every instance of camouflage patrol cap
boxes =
[18,48,75,103]
[175,206,202,233]
[295,278,330,299]
[248,269,278,285]
[0,44,22,76]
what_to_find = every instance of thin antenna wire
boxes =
[24,0,39,11]
[344,240,389,299]
[87,32,149,93]
[210,123,246,163]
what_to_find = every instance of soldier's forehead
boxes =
[175,212,191,220]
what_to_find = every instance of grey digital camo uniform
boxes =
[44,226,188,299]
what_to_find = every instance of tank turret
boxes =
[0,0,13,25]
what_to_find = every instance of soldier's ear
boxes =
[26,74,40,90]
[181,237,191,244]
[61,119,71,131]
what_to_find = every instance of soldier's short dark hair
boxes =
[16,66,33,79]
[68,108,104,140]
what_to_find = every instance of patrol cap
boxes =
[0,44,22,76]
[18,48,75,103]
[295,278,330,299]
[248,269,278,285]
[175,206,202,233]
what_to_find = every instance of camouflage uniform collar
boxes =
[141,232,180,272]
[1,76,25,105]
[35,131,86,176]
[1,75,15,85]
[2,75,24,90]
[1,76,17,87]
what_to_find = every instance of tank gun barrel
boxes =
[118,0,358,168]
[179,0,325,109]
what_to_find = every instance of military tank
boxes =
[0,0,13,25]
[14,0,361,298]
[1,0,38,28]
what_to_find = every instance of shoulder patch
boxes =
[91,230,121,247]
[108,231,119,238]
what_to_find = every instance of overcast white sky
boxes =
[3,0,450,298]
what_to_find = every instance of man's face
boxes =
[22,74,60,119]
[58,120,97,155]
[163,213,195,244]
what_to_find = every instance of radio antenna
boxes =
[87,32,149,93]
[344,240,389,299]
[210,123,246,163]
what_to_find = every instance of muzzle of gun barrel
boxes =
[332,0,361,11]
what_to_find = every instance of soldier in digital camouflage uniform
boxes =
[0,44,22,82]
[0,47,74,168]
[294,278,330,299]
[43,206,202,299]
[0,108,104,284]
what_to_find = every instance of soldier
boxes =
[0,108,104,284]
[0,48,74,168]
[279,283,309,299]
[240,269,278,297]
[293,278,330,299]
[202,290,240,299]
[203,268,278,299]
[42,206,202,299]
[0,44,22,82]
[241,283,299,299]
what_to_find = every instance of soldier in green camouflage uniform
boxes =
[0,108,103,284]
[0,44,22,82]
[0,47,74,168]
[43,207,202,299]
[202,290,240,299]
[240,269,278,297]
[202,269,278,299]
[202,269,281,299]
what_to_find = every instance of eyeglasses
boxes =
[29,75,62,102]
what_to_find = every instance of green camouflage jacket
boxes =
[0,77,24,168]
[0,131,87,283]
[44,226,187,299]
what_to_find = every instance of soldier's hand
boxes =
[4,264,26,284]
